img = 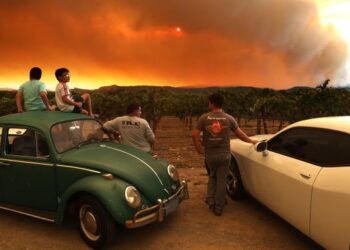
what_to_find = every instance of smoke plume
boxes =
[0,0,347,88]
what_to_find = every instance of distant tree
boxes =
[316,79,330,91]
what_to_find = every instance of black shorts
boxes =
[72,105,82,113]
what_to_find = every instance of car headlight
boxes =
[125,186,141,208]
[167,164,179,181]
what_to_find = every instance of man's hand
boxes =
[252,139,259,145]
[75,102,83,108]
[192,128,204,155]
[51,105,57,111]
[47,105,56,111]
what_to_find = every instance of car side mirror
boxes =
[255,140,267,152]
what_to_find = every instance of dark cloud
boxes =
[0,0,347,88]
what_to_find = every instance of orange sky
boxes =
[0,0,348,90]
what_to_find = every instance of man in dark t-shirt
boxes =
[192,93,258,216]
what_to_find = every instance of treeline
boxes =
[1,84,350,134]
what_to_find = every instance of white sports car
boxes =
[228,116,350,250]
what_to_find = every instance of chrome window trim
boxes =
[56,164,101,174]
[0,158,53,167]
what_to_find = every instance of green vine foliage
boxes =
[2,85,350,133]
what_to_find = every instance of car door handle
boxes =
[0,161,10,166]
[300,171,311,179]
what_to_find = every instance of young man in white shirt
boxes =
[54,68,93,116]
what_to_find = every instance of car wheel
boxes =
[226,157,246,200]
[75,195,117,249]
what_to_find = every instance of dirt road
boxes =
[0,116,321,249]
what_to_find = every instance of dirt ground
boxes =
[0,116,322,249]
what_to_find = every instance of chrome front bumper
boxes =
[125,180,189,229]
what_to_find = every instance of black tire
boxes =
[75,195,117,249]
[226,157,246,200]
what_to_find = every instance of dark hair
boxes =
[126,103,141,114]
[29,67,42,80]
[208,93,224,108]
[55,68,69,80]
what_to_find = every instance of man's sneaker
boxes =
[214,209,222,216]
[209,204,215,212]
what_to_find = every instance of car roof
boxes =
[0,111,93,132]
[288,116,350,133]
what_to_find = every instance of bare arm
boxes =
[39,91,54,111]
[103,119,121,142]
[16,91,24,113]
[103,119,119,132]
[145,123,155,144]
[233,127,258,144]
[192,128,204,155]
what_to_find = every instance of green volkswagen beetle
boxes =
[0,111,188,248]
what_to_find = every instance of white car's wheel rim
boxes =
[79,204,101,241]
[232,176,238,190]
[227,169,238,193]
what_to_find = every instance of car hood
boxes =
[251,134,274,141]
[58,142,173,202]
[230,134,274,147]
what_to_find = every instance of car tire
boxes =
[75,195,117,249]
[226,157,246,200]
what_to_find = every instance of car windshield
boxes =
[51,119,110,153]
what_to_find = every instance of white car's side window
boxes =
[268,128,309,161]
[268,127,350,167]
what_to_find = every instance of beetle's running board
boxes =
[0,203,55,223]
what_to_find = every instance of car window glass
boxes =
[268,127,350,166]
[36,132,50,157]
[51,120,105,153]
[6,127,49,158]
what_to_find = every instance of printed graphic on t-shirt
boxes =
[205,119,227,137]
[121,120,141,128]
